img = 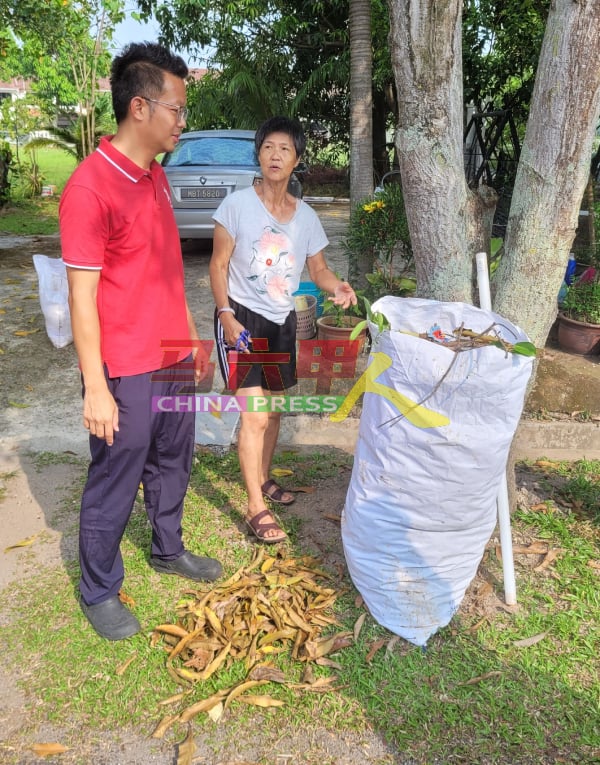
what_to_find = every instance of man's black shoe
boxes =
[80,595,141,641]
[149,550,223,582]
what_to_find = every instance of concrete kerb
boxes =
[240,412,600,462]
[276,414,600,461]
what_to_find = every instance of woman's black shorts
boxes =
[214,299,297,392]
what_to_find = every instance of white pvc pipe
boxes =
[475,252,517,605]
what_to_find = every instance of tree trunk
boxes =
[0,144,11,207]
[348,0,375,287]
[584,175,596,253]
[494,0,600,348]
[349,0,374,209]
[389,0,495,303]
[373,89,390,184]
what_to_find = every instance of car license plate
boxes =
[181,187,226,200]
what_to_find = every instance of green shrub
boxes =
[563,277,600,324]
[345,183,415,302]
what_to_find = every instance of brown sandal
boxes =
[245,509,287,544]
[261,479,295,505]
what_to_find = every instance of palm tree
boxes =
[24,93,115,162]
[349,0,375,286]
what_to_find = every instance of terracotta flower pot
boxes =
[316,315,367,353]
[557,313,600,355]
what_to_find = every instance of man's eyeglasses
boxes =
[141,96,188,122]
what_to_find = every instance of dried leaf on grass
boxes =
[353,612,367,641]
[475,582,493,600]
[154,624,189,639]
[512,542,549,555]
[151,713,180,739]
[238,694,285,708]
[302,632,353,660]
[459,671,502,686]
[175,727,196,765]
[467,617,488,633]
[151,548,352,734]
[29,743,69,757]
[513,632,548,648]
[534,549,563,571]
[118,590,136,607]
[4,533,40,552]
[115,654,136,676]
[207,701,224,722]
[365,638,387,663]
[289,675,339,692]
[249,663,286,683]
[271,468,294,477]
[159,692,190,707]
[529,503,553,513]
[534,460,561,469]
[178,690,228,723]
[224,680,268,709]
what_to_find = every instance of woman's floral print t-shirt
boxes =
[213,186,328,325]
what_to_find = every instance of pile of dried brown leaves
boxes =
[151,548,354,737]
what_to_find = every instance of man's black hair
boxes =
[255,116,306,158]
[110,41,188,124]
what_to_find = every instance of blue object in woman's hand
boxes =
[236,329,252,351]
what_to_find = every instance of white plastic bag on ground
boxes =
[32,254,73,349]
[342,296,534,646]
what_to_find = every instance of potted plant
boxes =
[558,274,600,355]
[316,294,368,349]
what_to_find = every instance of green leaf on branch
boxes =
[512,341,537,357]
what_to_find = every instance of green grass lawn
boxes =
[0,451,598,765]
[1,147,348,237]
[33,146,78,191]
[0,147,76,235]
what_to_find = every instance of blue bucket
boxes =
[293,281,324,316]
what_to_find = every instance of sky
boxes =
[112,11,161,51]
[111,10,204,67]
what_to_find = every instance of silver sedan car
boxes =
[161,129,302,240]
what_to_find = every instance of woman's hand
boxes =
[332,281,357,309]
[219,312,251,352]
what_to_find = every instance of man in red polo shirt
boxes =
[60,42,222,641]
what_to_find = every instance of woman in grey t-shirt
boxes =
[209,116,357,543]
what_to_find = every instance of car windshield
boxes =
[163,137,257,167]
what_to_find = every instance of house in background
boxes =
[0,76,28,104]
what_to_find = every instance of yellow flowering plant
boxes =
[344,183,415,301]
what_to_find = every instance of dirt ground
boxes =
[0,212,598,764]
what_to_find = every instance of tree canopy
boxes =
[0,1,123,157]
[136,0,550,167]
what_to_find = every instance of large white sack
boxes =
[342,296,534,646]
[33,254,73,349]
